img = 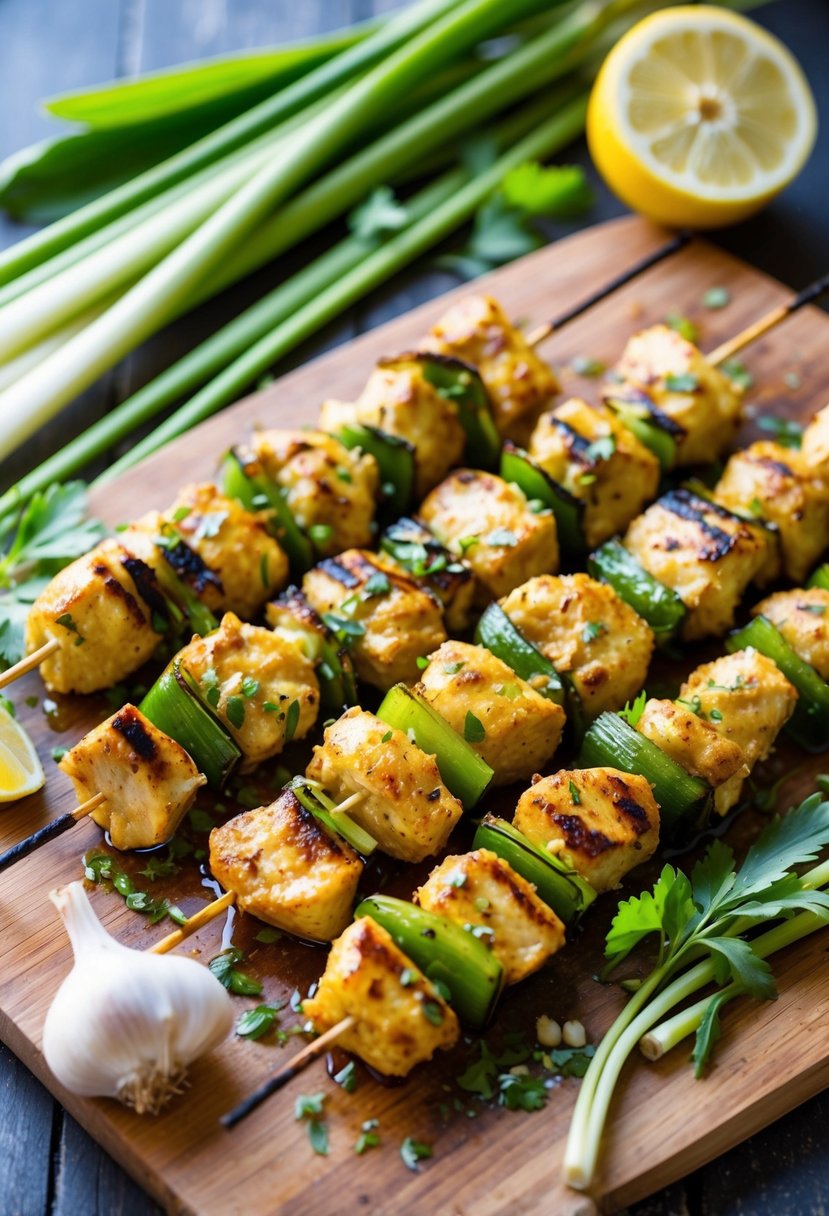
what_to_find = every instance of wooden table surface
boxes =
[1,2,828,1213]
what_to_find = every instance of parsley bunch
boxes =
[564,794,829,1191]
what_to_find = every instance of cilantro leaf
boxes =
[500,161,592,217]
[704,936,777,1000]
[400,1137,432,1170]
[348,185,408,242]
[604,864,676,967]
[756,414,803,448]
[691,989,732,1078]
[498,1071,548,1112]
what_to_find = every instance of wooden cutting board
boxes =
[2,215,829,1216]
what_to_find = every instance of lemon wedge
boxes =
[587,6,817,228]
[0,705,45,802]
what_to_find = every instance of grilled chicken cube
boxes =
[415,640,564,786]
[499,573,654,719]
[420,470,559,601]
[636,698,748,793]
[679,649,797,814]
[381,517,475,633]
[165,483,288,619]
[178,613,318,769]
[59,705,205,851]
[25,540,163,694]
[514,767,660,893]
[623,489,771,640]
[209,789,362,942]
[414,848,565,984]
[249,428,379,555]
[355,355,468,497]
[800,402,829,477]
[714,441,829,583]
[528,398,660,547]
[304,917,459,1077]
[422,294,559,441]
[302,549,446,690]
[612,323,742,464]
[753,588,829,679]
[306,708,462,862]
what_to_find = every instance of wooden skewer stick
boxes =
[220,1016,356,1129]
[0,792,106,874]
[708,270,829,367]
[525,230,692,348]
[0,638,59,690]
[150,889,237,955]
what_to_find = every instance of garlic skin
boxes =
[43,882,234,1114]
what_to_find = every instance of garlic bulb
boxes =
[43,882,234,1114]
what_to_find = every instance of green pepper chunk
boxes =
[335,423,415,515]
[267,587,358,714]
[472,815,596,925]
[355,894,504,1030]
[414,352,500,469]
[579,711,711,843]
[604,387,679,470]
[499,442,585,553]
[588,539,686,639]
[151,553,218,639]
[222,448,314,575]
[474,602,565,708]
[375,684,493,809]
[140,659,241,789]
[726,616,829,753]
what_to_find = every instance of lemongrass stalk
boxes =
[0,86,567,515]
[0,0,546,460]
[95,94,588,486]
[0,0,465,286]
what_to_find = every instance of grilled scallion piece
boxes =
[579,711,711,842]
[474,601,566,708]
[588,538,686,639]
[604,386,680,470]
[727,616,829,752]
[355,893,504,1030]
[473,814,596,925]
[376,683,493,809]
[289,776,378,855]
[139,659,241,788]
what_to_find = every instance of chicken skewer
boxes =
[7,263,826,696]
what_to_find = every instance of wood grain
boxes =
[2,215,829,1216]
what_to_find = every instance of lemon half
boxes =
[588,6,817,228]
[0,705,45,803]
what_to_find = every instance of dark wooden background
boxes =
[1,1,828,1213]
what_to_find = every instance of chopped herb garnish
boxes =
[321,611,366,647]
[702,287,730,310]
[664,372,699,393]
[255,926,283,944]
[362,572,391,598]
[241,676,259,698]
[333,1060,358,1093]
[458,535,479,554]
[308,523,334,547]
[416,656,430,670]
[294,1091,328,1155]
[355,1130,380,1154]
[400,1137,432,1171]
[225,696,245,730]
[496,682,521,700]
[138,855,180,882]
[422,1001,444,1026]
[55,612,85,646]
[498,1071,548,1112]
[191,511,227,540]
[486,527,517,548]
[569,779,581,805]
[722,358,754,390]
[443,661,465,675]
[208,947,262,997]
[665,313,698,342]
[51,746,68,762]
[757,414,803,448]
[236,1003,283,1040]
[748,497,763,515]
[619,690,647,728]
[464,711,486,743]
[172,505,191,523]
[400,968,416,987]
[336,466,353,483]
[381,730,393,743]
[581,620,606,643]
[83,851,186,927]
[709,708,724,721]
[448,869,467,888]
[584,435,616,463]
[571,355,606,377]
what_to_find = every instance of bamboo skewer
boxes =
[0,792,105,874]
[525,229,692,347]
[708,270,829,367]
[150,890,237,955]
[220,1016,356,1129]
[0,638,59,689]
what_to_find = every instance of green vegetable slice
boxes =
[267,587,358,714]
[604,388,679,470]
[290,777,378,856]
[499,442,584,553]
[336,423,415,515]
[588,539,686,639]
[139,659,241,788]
[579,711,711,843]
[726,616,829,753]
[221,448,313,574]
[472,814,595,925]
[376,684,493,809]
[355,893,504,1030]
[415,352,500,468]
[474,602,565,707]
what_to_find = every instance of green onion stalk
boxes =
[0,0,466,286]
[563,851,829,1191]
[92,92,588,486]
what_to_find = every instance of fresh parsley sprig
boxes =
[0,482,104,666]
[564,794,829,1191]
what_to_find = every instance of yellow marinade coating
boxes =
[753,587,829,680]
